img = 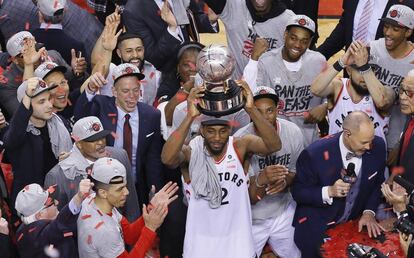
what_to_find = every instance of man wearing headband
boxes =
[162,81,281,258]
[15,179,93,257]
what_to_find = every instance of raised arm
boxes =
[236,81,281,156]
[311,46,353,97]
[350,41,395,112]
[161,87,204,168]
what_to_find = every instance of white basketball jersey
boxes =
[328,78,389,141]
[183,136,256,258]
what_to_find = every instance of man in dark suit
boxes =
[123,0,218,100]
[317,0,414,60]
[74,63,163,207]
[32,0,87,68]
[292,111,386,258]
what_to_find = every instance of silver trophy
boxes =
[196,44,245,117]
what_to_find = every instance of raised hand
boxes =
[87,72,108,93]
[77,178,94,200]
[349,40,368,67]
[235,80,254,110]
[101,22,122,52]
[150,181,179,207]
[161,1,177,31]
[71,49,87,76]
[143,203,168,232]
[187,86,205,118]
[251,37,268,61]
[21,38,47,66]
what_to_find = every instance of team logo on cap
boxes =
[38,80,47,88]
[259,89,269,94]
[390,9,398,18]
[91,122,101,132]
[46,63,55,70]
[123,67,134,74]
[298,18,307,26]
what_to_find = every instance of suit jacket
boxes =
[74,92,163,206]
[317,0,414,60]
[32,28,86,66]
[398,116,414,184]
[16,205,79,258]
[291,133,386,258]
[123,0,216,73]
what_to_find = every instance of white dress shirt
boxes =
[322,134,362,204]
[353,0,388,43]
[114,106,139,182]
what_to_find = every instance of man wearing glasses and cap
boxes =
[15,179,93,258]
[45,116,141,222]
[3,77,72,209]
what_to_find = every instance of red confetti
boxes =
[63,232,73,237]
[256,195,262,201]
[81,214,92,220]
[228,119,240,128]
[54,0,58,8]
[96,210,103,216]
[94,221,104,229]
[149,72,155,79]
[25,22,30,30]
[298,217,307,224]
[69,182,76,189]
[111,131,119,139]
[17,233,23,242]
[0,14,8,20]
[303,111,309,118]
[88,197,94,205]
[67,98,72,106]
[326,221,335,226]
[139,80,147,84]
[112,118,116,125]
[28,227,37,233]
[157,10,161,16]
[107,113,117,117]
[323,151,329,160]
[392,166,405,175]
[87,234,92,245]
[44,22,51,32]
[176,92,188,103]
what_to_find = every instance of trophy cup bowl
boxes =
[196,44,245,117]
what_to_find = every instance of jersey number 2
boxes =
[221,188,229,205]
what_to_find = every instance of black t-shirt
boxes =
[36,126,58,175]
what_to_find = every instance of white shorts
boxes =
[252,200,301,258]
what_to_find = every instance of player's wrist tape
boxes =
[333,60,344,72]
[255,173,266,188]
[356,64,371,74]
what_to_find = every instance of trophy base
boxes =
[197,79,245,118]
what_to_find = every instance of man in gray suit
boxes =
[44,116,140,222]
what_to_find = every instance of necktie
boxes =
[123,114,132,162]
[401,118,414,159]
[346,152,357,161]
[354,0,374,43]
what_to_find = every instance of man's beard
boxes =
[351,78,370,96]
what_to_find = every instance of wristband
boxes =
[357,63,371,74]
[86,83,95,94]
[333,60,343,72]
[255,173,266,188]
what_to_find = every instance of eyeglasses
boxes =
[399,87,414,98]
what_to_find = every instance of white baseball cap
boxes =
[16,77,58,102]
[253,86,279,104]
[380,4,414,29]
[90,158,126,184]
[6,31,35,57]
[37,0,67,17]
[113,63,145,84]
[286,14,316,35]
[34,62,67,79]
[72,116,111,142]
[15,184,56,218]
